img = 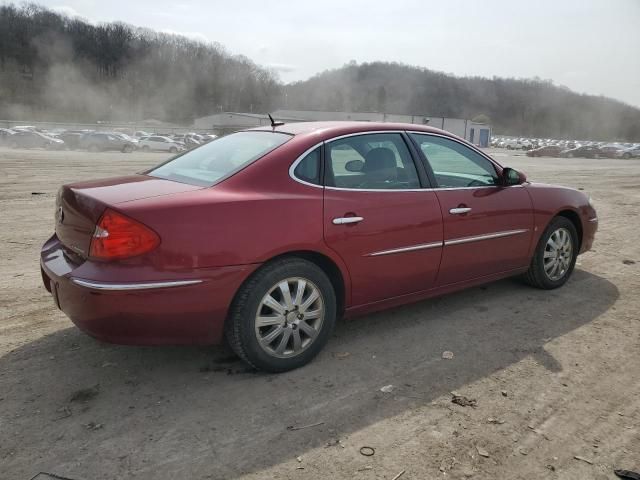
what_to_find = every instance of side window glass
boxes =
[325,133,420,190]
[293,147,321,185]
[410,134,499,188]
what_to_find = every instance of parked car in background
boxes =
[9,130,65,150]
[560,145,603,158]
[57,130,91,150]
[139,135,186,153]
[201,134,218,143]
[41,121,597,372]
[599,145,623,158]
[134,130,152,138]
[0,127,14,145]
[616,145,640,159]
[113,132,140,148]
[80,132,137,153]
[526,145,564,157]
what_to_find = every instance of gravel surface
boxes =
[0,147,638,479]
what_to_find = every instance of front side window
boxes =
[325,133,420,190]
[410,133,499,188]
[148,131,291,187]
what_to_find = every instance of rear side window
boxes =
[148,131,291,187]
[325,133,420,190]
[293,148,321,185]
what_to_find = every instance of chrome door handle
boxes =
[332,216,364,225]
[449,207,472,215]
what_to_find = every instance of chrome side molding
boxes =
[71,278,203,291]
[367,241,443,257]
[444,229,529,246]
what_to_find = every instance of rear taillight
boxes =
[89,208,160,261]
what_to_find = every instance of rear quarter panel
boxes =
[114,135,353,300]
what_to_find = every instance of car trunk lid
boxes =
[55,175,203,258]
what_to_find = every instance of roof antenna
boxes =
[268,113,284,128]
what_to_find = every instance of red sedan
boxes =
[41,122,598,372]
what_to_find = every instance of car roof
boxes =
[249,121,454,140]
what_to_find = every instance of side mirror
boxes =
[502,167,526,186]
[345,159,364,172]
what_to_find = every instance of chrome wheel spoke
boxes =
[278,281,294,310]
[292,329,302,352]
[261,325,284,346]
[256,314,284,328]
[298,320,318,339]
[544,250,555,259]
[293,279,307,306]
[303,309,322,321]
[275,328,292,355]
[263,295,286,315]
[300,289,320,312]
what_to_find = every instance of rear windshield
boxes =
[148,131,291,186]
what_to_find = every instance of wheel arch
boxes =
[229,249,350,321]
[555,209,583,250]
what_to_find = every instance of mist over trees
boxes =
[0,3,281,123]
[0,4,638,140]
[284,62,640,141]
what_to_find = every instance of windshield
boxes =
[147,131,291,187]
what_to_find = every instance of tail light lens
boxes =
[89,208,160,260]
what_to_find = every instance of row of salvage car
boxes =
[0,126,216,153]
[492,136,640,159]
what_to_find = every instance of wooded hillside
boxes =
[284,62,640,141]
[0,3,280,122]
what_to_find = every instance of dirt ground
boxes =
[0,146,638,480]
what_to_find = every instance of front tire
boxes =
[523,216,578,289]
[225,258,337,372]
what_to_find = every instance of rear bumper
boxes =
[40,235,257,345]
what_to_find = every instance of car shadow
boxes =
[0,270,619,479]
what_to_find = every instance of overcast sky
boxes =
[35,0,640,107]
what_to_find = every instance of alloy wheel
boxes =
[543,227,573,281]
[254,277,324,358]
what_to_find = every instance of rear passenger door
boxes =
[321,132,443,306]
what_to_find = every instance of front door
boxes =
[322,132,443,306]
[409,133,534,286]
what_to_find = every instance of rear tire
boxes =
[225,258,337,372]
[523,216,578,289]
[141,145,150,152]
[122,144,133,153]
[169,146,178,153]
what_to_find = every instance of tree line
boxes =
[0,3,281,123]
[1,3,638,140]
[284,61,640,141]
